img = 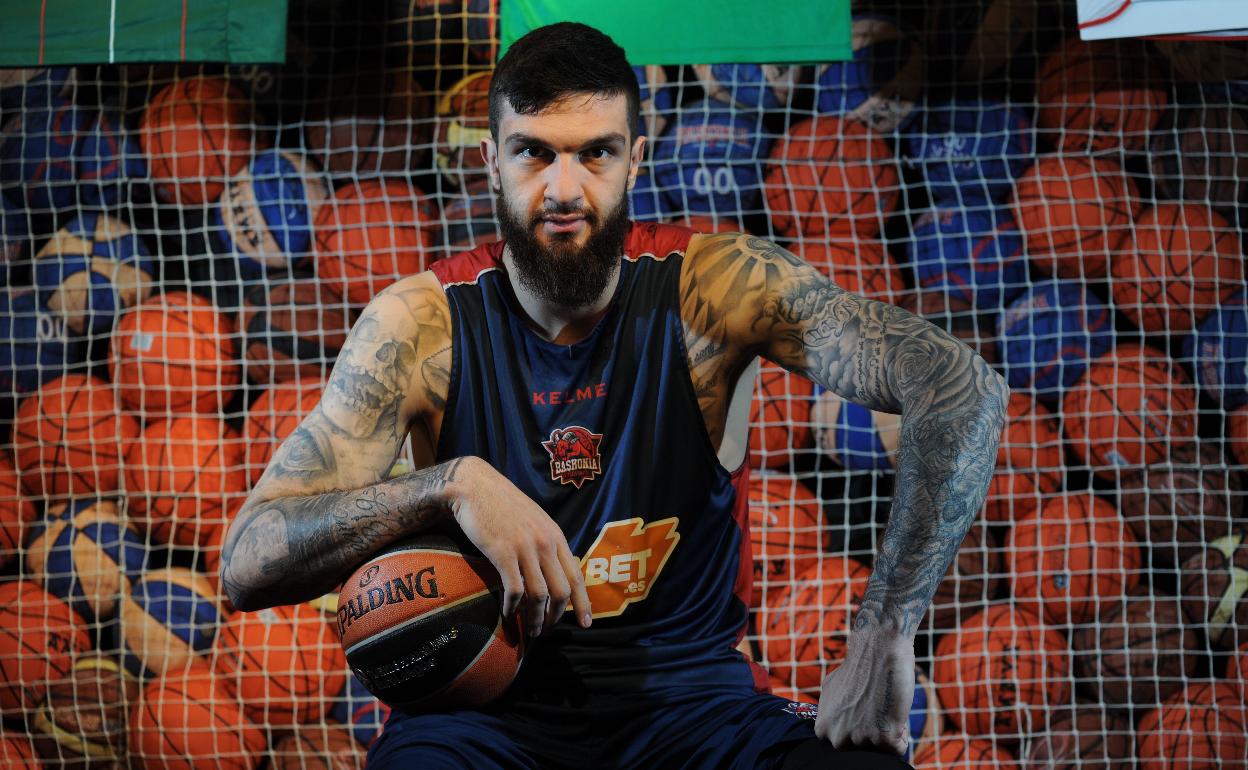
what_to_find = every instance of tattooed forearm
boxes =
[221,458,467,610]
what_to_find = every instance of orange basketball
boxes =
[139,76,257,204]
[1006,492,1142,625]
[1062,344,1198,478]
[764,115,899,238]
[314,179,437,306]
[110,290,241,417]
[129,663,267,770]
[911,733,1018,770]
[0,732,37,770]
[1151,106,1248,214]
[929,521,1002,631]
[13,374,139,498]
[749,360,815,469]
[0,459,33,570]
[0,580,90,716]
[244,380,323,484]
[931,603,1070,740]
[984,393,1063,523]
[984,468,1061,525]
[1231,405,1248,469]
[1010,154,1140,279]
[124,415,247,547]
[761,556,870,692]
[1111,203,1243,333]
[214,602,347,727]
[241,278,355,385]
[434,70,493,188]
[269,724,364,770]
[1137,683,1248,770]
[1035,37,1167,153]
[304,68,432,177]
[747,474,826,610]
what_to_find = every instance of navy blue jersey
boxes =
[429,222,766,699]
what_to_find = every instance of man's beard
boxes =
[498,186,631,310]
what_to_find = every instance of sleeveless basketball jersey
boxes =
[429,222,766,699]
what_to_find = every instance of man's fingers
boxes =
[541,552,572,632]
[558,544,592,628]
[498,558,525,619]
[518,550,549,637]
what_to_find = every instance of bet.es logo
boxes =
[577,517,679,619]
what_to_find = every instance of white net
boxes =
[0,0,1245,767]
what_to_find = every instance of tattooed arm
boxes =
[221,274,593,632]
[682,233,1008,752]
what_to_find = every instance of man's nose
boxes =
[544,153,585,208]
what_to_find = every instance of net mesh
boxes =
[0,0,1246,767]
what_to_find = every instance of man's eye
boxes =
[583,147,612,161]
[519,147,548,160]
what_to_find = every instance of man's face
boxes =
[482,92,645,309]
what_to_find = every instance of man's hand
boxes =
[450,457,593,637]
[814,629,915,756]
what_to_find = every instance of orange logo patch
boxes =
[577,517,680,619]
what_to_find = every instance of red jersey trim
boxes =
[430,240,505,287]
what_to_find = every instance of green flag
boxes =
[500,0,851,64]
[0,0,288,66]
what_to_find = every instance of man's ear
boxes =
[481,136,502,192]
[626,134,646,191]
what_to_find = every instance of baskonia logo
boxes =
[542,425,604,488]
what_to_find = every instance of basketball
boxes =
[313,178,438,306]
[1,192,29,264]
[651,98,771,217]
[749,360,815,469]
[269,724,364,770]
[32,211,157,336]
[1062,344,1199,476]
[0,95,86,212]
[984,392,1063,523]
[815,15,924,133]
[796,240,908,303]
[1118,443,1242,565]
[1136,684,1248,770]
[997,280,1113,398]
[0,731,38,770]
[212,149,329,278]
[441,176,500,251]
[305,68,431,179]
[931,602,1070,739]
[1010,154,1140,279]
[77,107,147,208]
[29,655,141,767]
[1231,405,1248,467]
[635,65,675,139]
[214,602,347,727]
[139,76,257,204]
[0,458,35,569]
[764,115,899,239]
[897,290,1000,365]
[1181,533,1248,649]
[910,734,1017,770]
[1071,591,1195,707]
[1023,703,1134,770]
[905,100,1032,205]
[0,580,90,716]
[1151,105,1248,214]
[1006,492,1142,626]
[694,64,799,112]
[336,533,524,710]
[128,663,267,770]
[330,672,391,748]
[110,290,241,417]
[123,415,247,547]
[1184,291,1248,409]
[24,498,148,622]
[761,556,870,691]
[245,380,324,484]
[929,521,1001,630]
[905,206,1028,311]
[0,289,83,397]
[433,70,493,188]
[14,373,139,498]
[811,390,901,470]
[1111,203,1242,334]
[120,567,224,679]
[923,0,1038,85]
[1035,37,1167,153]
[747,473,826,609]
[241,276,354,384]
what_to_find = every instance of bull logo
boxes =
[541,425,604,489]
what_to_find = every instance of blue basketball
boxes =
[696,63,800,111]
[906,206,1028,311]
[121,567,223,679]
[77,108,146,208]
[815,15,923,133]
[0,289,81,396]
[0,190,28,266]
[651,98,770,216]
[33,212,156,337]
[24,499,147,622]
[905,100,1033,204]
[629,167,669,222]
[1183,290,1248,409]
[330,671,391,748]
[0,95,90,212]
[835,401,893,470]
[998,280,1114,399]
[211,149,328,278]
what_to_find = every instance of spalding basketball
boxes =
[336,533,523,711]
